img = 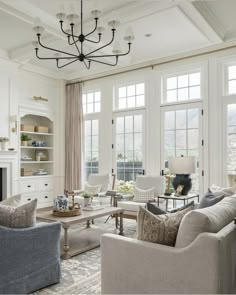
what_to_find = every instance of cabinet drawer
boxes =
[21,182,37,193]
[21,195,37,204]
[37,181,54,191]
[37,192,54,205]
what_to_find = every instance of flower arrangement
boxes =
[0,137,9,143]
[82,192,92,198]
[116,180,134,194]
[21,134,32,142]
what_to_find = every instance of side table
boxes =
[157,193,199,211]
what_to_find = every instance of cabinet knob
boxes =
[45,184,48,186]
[45,196,48,199]
[27,185,31,188]
[27,198,31,201]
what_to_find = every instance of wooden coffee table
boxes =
[37,206,124,259]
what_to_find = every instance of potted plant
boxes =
[0,137,9,151]
[21,134,32,146]
[82,192,92,206]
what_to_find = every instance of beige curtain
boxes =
[65,83,83,191]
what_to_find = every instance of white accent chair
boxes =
[116,175,166,219]
[74,173,115,206]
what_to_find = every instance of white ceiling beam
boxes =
[176,0,224,44]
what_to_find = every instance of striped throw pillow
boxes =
[133,187,155,202]
[84,183,102,196]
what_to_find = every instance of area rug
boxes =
[35,217,137,295]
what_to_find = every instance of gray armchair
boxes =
[0,222,61,294]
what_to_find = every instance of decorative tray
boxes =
[53,208,82,217]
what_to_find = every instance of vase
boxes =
[84,197,91,207]
[53,195,69,212]
[0,142,6,151]
[21,141,28,147]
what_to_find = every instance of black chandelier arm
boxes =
[60,21,80,46]
[56,57,80,69]
[83,60,91,70]
[71,26,81,55]
[37,34,78,57]
[85,18,98,38]
[88,43,132,59]
[85,33,102,44]
[35,48,77,60]
[85,29,116,57]
[86,55,118,67]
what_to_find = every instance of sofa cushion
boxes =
[117,201,146,212]
[0,199,37,228]
[210,184,236,196]
[175,195,236,248]
[137,205,193,246]
[147,203,167,215]
[198,190,225,209]
[133,187,155,202]
[0,194,21,207]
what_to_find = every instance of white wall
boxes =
[0,59,65,196]
[82,47,236,194]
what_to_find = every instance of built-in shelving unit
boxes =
[19,112,55,208]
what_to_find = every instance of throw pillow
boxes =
[175,195,236,248]
[0,194,21,207]
[210,184,236,196]
[84,183,102,195]
[0,199,37,228]
[133,187,155,202]
[137,205,193,246]
[147,203,167,215]
[198,190,224,209]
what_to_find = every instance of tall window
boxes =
[83,91,101,114]
[226,104,236,185]
[162,105,201,193]
[114,112,144,181]
[84,120,99,179]
[164,72,201,103]
[228,65,236,95]
[117,83,145,110]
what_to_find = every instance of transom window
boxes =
[228,65,236,95]
[117,83,145,110]
[164,72,201,103]
[83,91,101,114]
[84,119,99,179]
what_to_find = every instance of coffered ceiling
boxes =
[0,0,235,80]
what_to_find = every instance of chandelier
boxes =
[32,0,135,69]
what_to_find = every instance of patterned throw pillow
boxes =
[84,183,102,195]
[133,187,155,202]
[137,205,193,246]
[0,199,37,228]
[1,194,21,207]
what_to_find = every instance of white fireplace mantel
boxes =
[0,150,18,198]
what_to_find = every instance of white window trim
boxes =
[223,61,236,97]
[82,89,102,115]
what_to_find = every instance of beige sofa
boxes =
[101,196,236,294]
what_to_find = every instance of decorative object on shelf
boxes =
[21,167,33,177]
[32,0,135,69]
[175,185,184,197]
[33,169,48,176]
[0,137,9,151]
[21,155,32,161]
[82,192,92,207]
[34,126,49,133]
[33,96,48,102]
[53,191,81,217]
[10,115,18,134]
[20,124,34,132]
[21,134,32,146]
[35,149,48,161]
[32,140,46,147]
[8,148,15,151]
[168,156,196,196]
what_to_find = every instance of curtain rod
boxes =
[66,43,236,86]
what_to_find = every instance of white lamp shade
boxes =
[168,156,196,174]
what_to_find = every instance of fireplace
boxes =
[0,168,7,201]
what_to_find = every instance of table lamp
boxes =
[168,156,196,196]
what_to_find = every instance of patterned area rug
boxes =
[35,217,137,295]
